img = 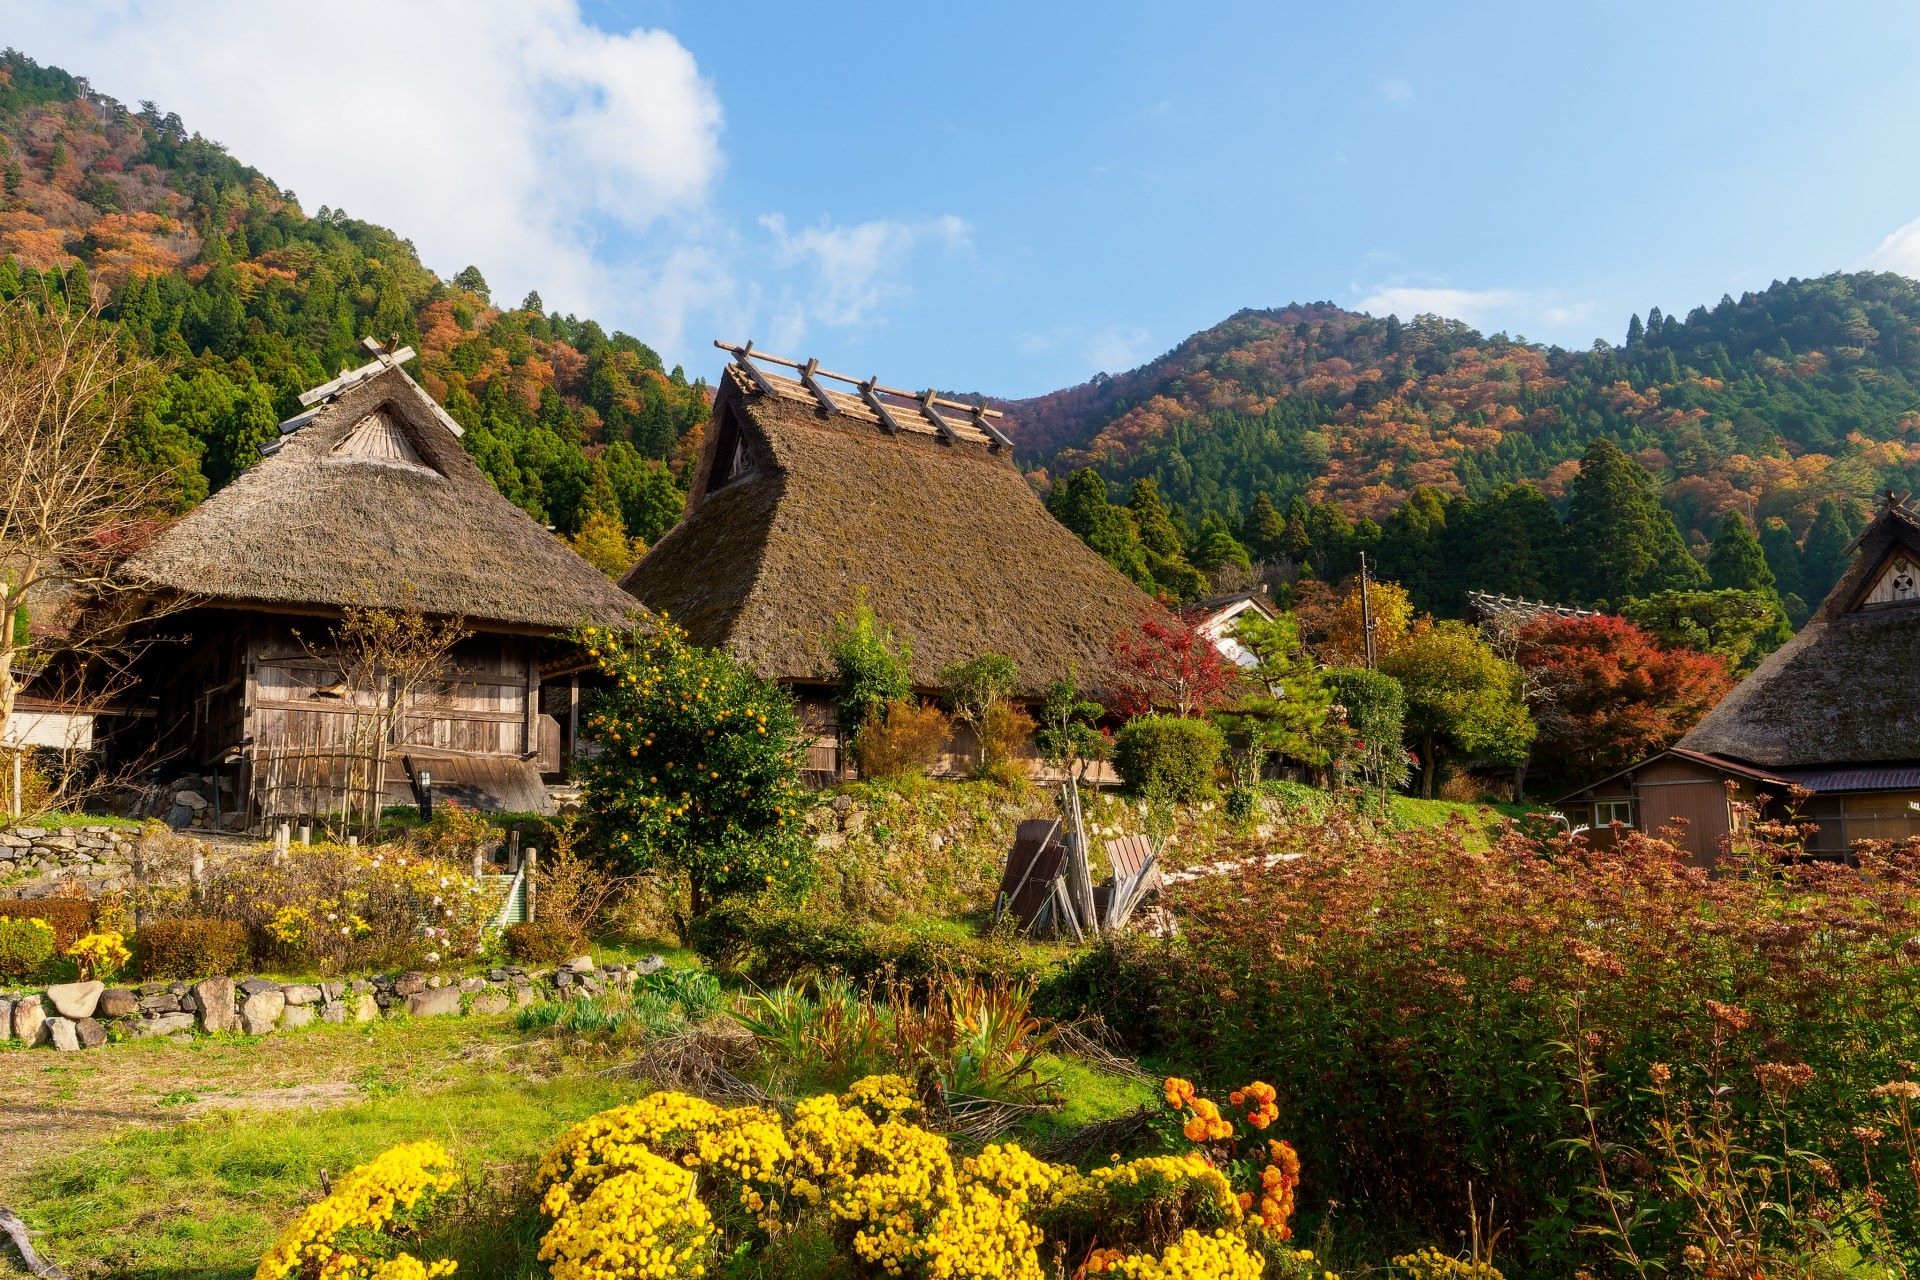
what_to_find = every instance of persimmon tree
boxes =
[1513,613,1732,780]
[1107,607,1240,717]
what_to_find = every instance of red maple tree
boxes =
[1513,614,1732,778]
[1107,606,1241,717]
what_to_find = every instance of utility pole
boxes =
[1359,550,1377,669]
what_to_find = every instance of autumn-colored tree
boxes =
[1514,614,1732,782]
[566,508,646,578]
[1380,620,1534,798]
[1107,606,1240,717]
[1293,576,1416,666]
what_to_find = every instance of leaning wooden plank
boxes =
[0,1208,70,1279]
[1051,875,1084,944]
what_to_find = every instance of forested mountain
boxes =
[0,50,703,561]
[5,47,1912,621]
[1006,279,1920,618]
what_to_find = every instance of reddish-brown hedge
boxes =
[0,897,93,950]
[134,917,251,979]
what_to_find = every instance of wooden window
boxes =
[1860,551,1920,609]
[1594,799,1634,828]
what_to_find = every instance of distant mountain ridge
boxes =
[0,49,703,552]
[1001,280,1920,546]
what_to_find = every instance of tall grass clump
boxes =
[1073,804,1920,1275]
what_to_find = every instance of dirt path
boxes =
[0,1017,528,1199]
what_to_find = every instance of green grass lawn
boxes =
[0,1015,644,1280]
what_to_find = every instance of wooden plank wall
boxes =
[248,624,535,758]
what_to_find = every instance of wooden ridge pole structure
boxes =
[714,340,1017,451]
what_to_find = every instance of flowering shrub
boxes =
[0,915,55,980]
[262,1075,1350,1280]
[254,1140,458,1280]
[66,928,130,981]
[576,621,814,921]
[1075,814,1920,1274]
[192,841,492,975]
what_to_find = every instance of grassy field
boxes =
[0,1015,645,1279]
[0,1000,1155,1279]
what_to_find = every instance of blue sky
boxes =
[14,1,1920,396]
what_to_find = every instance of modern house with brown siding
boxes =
[1556,495,1920,861]
[619,345,1159,779]
[116,347,639,823]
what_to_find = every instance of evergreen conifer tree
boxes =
[1564,439,1705,605]
[1048,469,1151,588]
[1707,512,1775,592]
[1801,497,1861,603]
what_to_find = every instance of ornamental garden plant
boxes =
[576,621,815,925]
[1078,811,1920,1276]
[257,1073,1358,1280]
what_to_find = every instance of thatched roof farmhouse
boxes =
[1558,494,1920,860]
[122,350,635,632]
[621,345,1155,694]
[116,345,640,825]
[620,344,1158,778]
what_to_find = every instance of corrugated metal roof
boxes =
[1769,764,1920,793]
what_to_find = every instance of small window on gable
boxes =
[1860,551,1920,609]
[707,411,751,491]
[1594,799,1634,828]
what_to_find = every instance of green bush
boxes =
[577,621,815,920]
[0,897,92,950]
[1112,715,1224,802]
[134,917,250,979]
[690,900,1059,991]
[0,915,56,981]
[504,920,573,964]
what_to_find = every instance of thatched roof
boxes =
[120,360,639,633]
[619,352,1159,693]
[1679,498,1920,767]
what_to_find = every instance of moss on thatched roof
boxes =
[120,365,639,633]
[1680,499,1920,767]
[619,361,1157,693]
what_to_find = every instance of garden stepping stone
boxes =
[45,980,103,1019]
[193,976,238,1033]
[405,987,461,1018]
[240,989,285,1035]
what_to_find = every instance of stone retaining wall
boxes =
[0,955,661,1051]
[0,824,141,891]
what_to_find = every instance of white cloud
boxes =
[1018,323,1153,376]
[759,213,970,332]
[1355,283,1593,338]
[1380,78,1415,105]
[7,2,970,365]
[10,0,724,339]
[1866,215,1920,276]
